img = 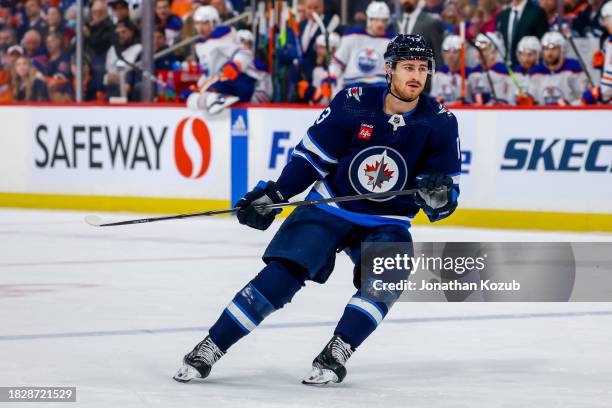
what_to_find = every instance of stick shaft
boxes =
[93,188,418,227]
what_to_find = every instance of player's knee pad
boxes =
[246,260,306,311]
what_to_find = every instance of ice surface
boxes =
[1,209,611,408]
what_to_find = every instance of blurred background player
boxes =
[528,31,587,105]
[513,36,541,102]
[187,5,256,114]
[329,1,393,90]
[236,29,272,103]
[432,34,467,104]
[468,32,517,104]
[585,1,612,104]
[298,32,341,104]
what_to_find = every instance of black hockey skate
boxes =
[173,336,224,383]
[302,335,354,386]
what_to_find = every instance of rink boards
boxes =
[0,103,610,232]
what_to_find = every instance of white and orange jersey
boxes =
[431,65,467,104]
[527,58,587,105]
[601,36,612,103]
[194,25,256,80]
[467,63,517,105]
[330,28,392,88]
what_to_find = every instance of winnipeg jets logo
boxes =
[363,150,394,190]
[347,87,362,102]
[348,146,407,201]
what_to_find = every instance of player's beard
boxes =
[391,79,423,102]
[545,55,561,67]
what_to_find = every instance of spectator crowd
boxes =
[0,0,610,105]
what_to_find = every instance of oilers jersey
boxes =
[275,86,461,228]
[512,65,532,95]
[194,25,257,81]
[467,63,517,104]
[527,58,587,105]
[330,28,393,88]
[601,36,612,103]
[431,65,468,104]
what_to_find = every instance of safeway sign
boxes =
[28,106,230,199]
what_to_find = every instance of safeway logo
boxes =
[174,117,211,179]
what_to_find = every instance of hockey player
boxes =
[513,36,542,92]
[186,6,258,114]
[584,1,612,104]
[298,32,341,104]
[173,35,461,386]
[528,31,587,105]
[599,1,612,103]
[431,35,467,105]
[467,33,517,105]
[329,1,394,89]
[236,29,273,103]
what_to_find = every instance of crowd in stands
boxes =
[0,0,610,105]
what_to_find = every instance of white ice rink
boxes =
[1,209,612,408]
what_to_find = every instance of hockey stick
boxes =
[467,38,500,105]
[84,188,418,227]
[561,30,596,88]
[482,32,526,96]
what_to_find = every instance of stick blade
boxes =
[84,215,104,227]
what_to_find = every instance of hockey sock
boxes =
[333,289,392,349]
[208,260,306,352]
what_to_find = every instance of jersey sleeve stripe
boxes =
[303,132,339,164]
[291,149,330,178]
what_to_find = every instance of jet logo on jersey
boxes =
[348,146,408,201]
[358,123,374,140]
[347,86,363,102]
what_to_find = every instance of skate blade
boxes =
[173,364,202,383]
[301,367,340,386]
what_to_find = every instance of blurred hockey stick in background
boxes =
[85,188,418,227]
[467,38,500,105]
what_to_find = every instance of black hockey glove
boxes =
[414,173,457,220]
[236,181,287,231]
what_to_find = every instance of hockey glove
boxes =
[414,174,457,221]
[236,181,287,231]
[221,62,241,81]
[581,87,601,105]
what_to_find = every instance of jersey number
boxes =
[315,107,331,124]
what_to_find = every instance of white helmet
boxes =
[315,32,341,49]
[601,1,612,18]
[193,5,220,25]
[475,32,505,58]
[541,31,566,52]
[366,1,390,20]
[516,36,542,57]
[442,35,463,51]
[237,29,254,44]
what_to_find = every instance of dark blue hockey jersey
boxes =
[275,86,461,228]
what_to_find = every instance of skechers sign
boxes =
[501,139,612,172]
